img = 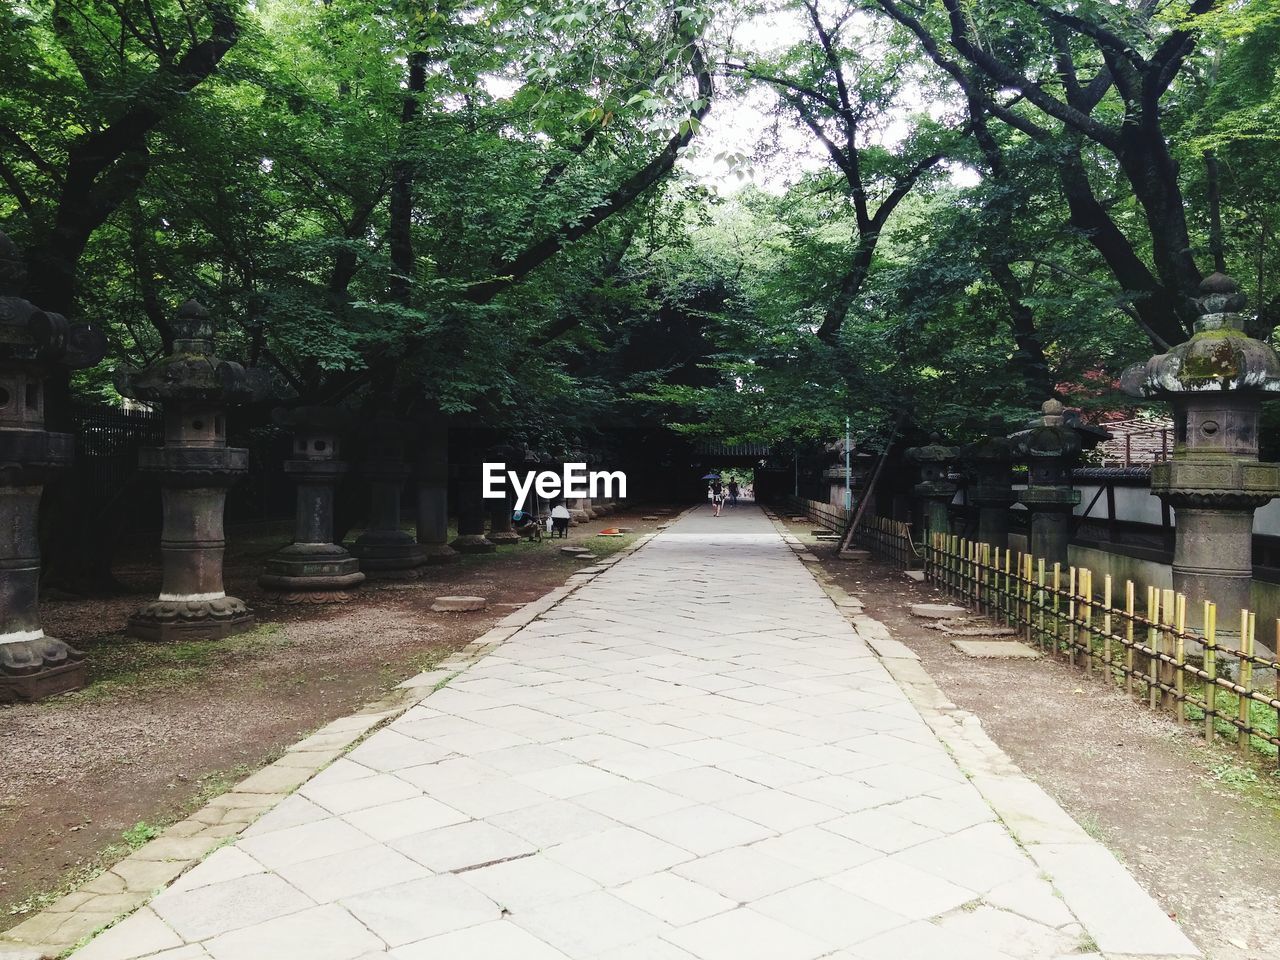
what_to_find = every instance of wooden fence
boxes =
[855,515,919,569]
[787,497,850,534]
[925,533,1280,761]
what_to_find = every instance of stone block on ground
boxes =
[904,570,926,582]
[838,548,870,560]
[930,621,1018,637]
[431,596,488,612]
[561,546,589,555]
[574,553,598,561]
[642,516,660,521]
[951,640,1041,658]
[910,602,967,619]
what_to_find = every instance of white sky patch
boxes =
[681,3,973,194]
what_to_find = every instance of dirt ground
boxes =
[783,519,1280,960]
[0,507,670,927]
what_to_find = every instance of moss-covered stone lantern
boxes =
[1010,400,1108,567]
[0,232,107,700]
[117,299,268,641]
[905,433,958,539]
[959,416,1016,550]
[1122,273,1280,638]
[349,418,427,577]
[259,406,365,600]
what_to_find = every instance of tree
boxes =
[875,0,1224,347]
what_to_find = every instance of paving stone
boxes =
[613,872,735,926]
[342,874,501,946]
[167,846,265,894]
[390,820,535,872]
[202,904,383,960]
[544,826,692,886]
[753,880,912,949]
[457,853,598,911]
[391,919,571,959]
[909,602,968,619]
[511,890,671,956]
[661,906,829,960]
[67,908,183,960]
[951,639,1042,658]
[150,872,314,941]
[277,842,429,902]
[236,818,373,870]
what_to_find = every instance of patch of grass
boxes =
[1182,682,1279,761]
[70,623,291,703]
[120,821,159,849]
[1076,933,1100,953]
[1073,812,1106,842]
[1209,761,1261,788]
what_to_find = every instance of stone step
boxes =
[929,621,1018,637]
[910,602,968,619]
[951,639,1041,658]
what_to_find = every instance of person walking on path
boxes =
[727,479,739,506]
[710,480,724,516]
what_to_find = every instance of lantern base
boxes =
[0,636,88,703]
[127,597,255,642]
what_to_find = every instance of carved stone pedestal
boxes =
[351,420,426,578]
[415,419,458,564]
[119,300,265,642]
[261,407,364,601]
[451,454,495,554]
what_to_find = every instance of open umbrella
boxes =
[700,473,721,481]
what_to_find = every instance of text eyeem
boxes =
[482,462,626,510]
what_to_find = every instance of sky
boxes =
[677,3,979,193]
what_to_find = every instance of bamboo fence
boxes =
[854,515,920,569]
[787,497,851,534]
[924,533,1280,761]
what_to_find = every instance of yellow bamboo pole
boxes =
[1174,592,1186,723]
[1067,567,1078,665]
[1036,558,1046,650]
[1160,588,1176,710]
[1004,548,1013,627]
[1051,563,1062,655]
[1102,574,1113,683]
[1125,580,1136,697]
[1082,568,1094,674]
[1203,601,1217,744]
[1238,610,1255,757]
[1024,553,1033,641]
[1147,586,1160,710]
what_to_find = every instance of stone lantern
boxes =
[414,415,458,564]
[0,232,107,701]
[1122,273,1280,637]
[905,433,958,539]
[349,418,427,577]
[959,416,1016,550]
[451,431,495,553]
[486,443,522,546]
[117,300,267,641]
[259,406,365,601]
[1010,400,1109,567]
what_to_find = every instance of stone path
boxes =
[63,506,1199,960]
